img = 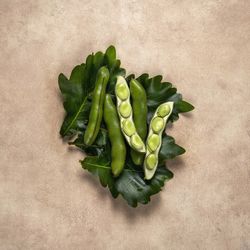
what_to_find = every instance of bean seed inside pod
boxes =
[116,83,129,100]
[131,134,144,150]
[146,154,157,170]
[147,134,160,152]
[151,117,164,133]
[157,104,170,117]
[119,102,132,118]
[122,119,136,136]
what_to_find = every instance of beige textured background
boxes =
[0,1,250,249]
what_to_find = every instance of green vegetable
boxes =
[116,83,129,100]
[59,46,125,138]
[104,94,126,177]
[157,104,170,117]
[147,134,160,152]
[122,120,136,136]
[144,102,174,180]
[118,102,132,118]
[130,79,148,165]
[131,134,144,151]
[145,154,157,170]
[59,45,194,207]
[84,66,109,145]
[115,76,146,153]
[151,117,164,133]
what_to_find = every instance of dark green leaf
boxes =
[81,154,118,198]
[82,54,94,96]
[59,72,92,136]
[93,51,104,70]
[59,101,90,137]
[70,129,108,156]
[175,100,195,113]
[136,73,149,83]
[159,134,186,163]
[126,74,135,83]
[58,73,83,114]
[70,64,85,84]
[167,93,182,102]
[115,162,173,207]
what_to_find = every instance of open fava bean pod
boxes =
[144,102,174,180]
[115,76,146,153]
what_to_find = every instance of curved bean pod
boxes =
[130,79,148,165]
[115,76,146,153]
[144,102,174,180]
[84,66,109,145]
[104,94,126,177]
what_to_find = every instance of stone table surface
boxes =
[0,1,249,249]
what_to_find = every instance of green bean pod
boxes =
[130,79,148,165]
[115,76,146,153]
[144,102,174,180]
[104,94,126,177]
[84,66,109,145]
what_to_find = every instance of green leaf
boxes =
[59,102,90,137]
[115,162,173,207]
[175,100,194,113]
[70,129,108,156]
[81,154,118,198]
[93,51,104,70]
[159,134,186,163]
[126,74,135,83]
[70,64,85,84]
[58,72,91,136]
[58,73,83,114]
[81,152,173,207]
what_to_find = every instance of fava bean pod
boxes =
[130,79,148,165]
[115,76,146,153]
[144,102,174,180]
[104,94,126,177]
[84,66,109,145]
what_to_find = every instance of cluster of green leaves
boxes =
[59,45,194,207]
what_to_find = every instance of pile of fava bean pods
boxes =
[83,66,174,180]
